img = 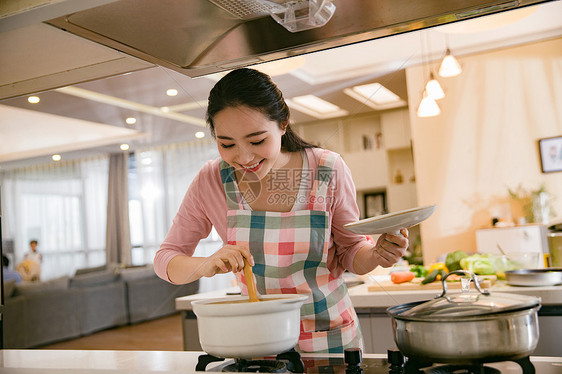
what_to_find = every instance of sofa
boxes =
[2,265,199,348]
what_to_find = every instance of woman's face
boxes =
[213,105,287,181]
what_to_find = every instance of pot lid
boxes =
[398,292,540,320]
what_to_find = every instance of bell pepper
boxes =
[428,262,449,273]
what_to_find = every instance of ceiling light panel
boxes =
[344,83,406,110]
[286,95,348,119]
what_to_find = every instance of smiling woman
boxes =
[154,68,410,355]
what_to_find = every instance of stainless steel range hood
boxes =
[41,0,556,77]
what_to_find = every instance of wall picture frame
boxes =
[364,192,387,218]
[538,136,562,173]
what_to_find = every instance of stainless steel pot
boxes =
[387,271,541,363]
[505,268,562,286]
[192,294,308,359]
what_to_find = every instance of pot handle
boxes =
[438,270,491,298]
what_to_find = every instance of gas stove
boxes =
[196,349,562,373]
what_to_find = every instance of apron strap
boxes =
[220,160,244,210]
[307,150,338,210]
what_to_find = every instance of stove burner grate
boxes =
[196,349,304,373]
[401,354,535,374]
[223,359,287,373]
[418,364,501,374]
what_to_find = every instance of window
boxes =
[1,156,109,279]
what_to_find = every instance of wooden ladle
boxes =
[243,258,260,302]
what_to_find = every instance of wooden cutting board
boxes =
[367,276,496,292]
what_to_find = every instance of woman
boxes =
[154,68,409,353]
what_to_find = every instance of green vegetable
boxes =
[445,250,469,272]
[421,269,448,284]
[409,265,428,278]
[459,254,496,275]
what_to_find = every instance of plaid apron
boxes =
[221,150,362,353]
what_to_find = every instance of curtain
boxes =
[106,153,131,266]
[132,139,231,291]
[0,156,109,280]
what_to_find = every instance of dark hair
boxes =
[206,68,316,152]
[30,240,38,245]
[2,255,9,267]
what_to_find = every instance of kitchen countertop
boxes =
[1,350,561,373]
[175,279,562,311]
[0,350,387,373]
[347,280,562,308]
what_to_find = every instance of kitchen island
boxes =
[175,279,562,357]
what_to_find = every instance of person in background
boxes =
[3,255,22,284]
[17,239,42,282]
[154,68,409,353]
[25,239,43,264]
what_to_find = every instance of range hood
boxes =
[46,0,553,78]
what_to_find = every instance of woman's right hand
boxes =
[198,244,254,278]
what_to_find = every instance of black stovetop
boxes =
[197,349,562,374]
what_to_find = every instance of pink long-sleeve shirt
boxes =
[153,147,370,283]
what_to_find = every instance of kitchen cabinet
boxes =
[386,182,417,212]
[296,109,417,216]
[341,150,388,190]
[182,311,203,351]
[356,308,397,354]
[382,110,417,213]
[380,109,411,150]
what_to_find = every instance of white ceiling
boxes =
[0,104,145,162]
[0,1,561,169]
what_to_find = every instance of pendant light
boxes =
[417,30,441,118]
[439,48,462,77]
[417,91,441,117]
[425,72,445,100]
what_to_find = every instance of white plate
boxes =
[344,205,437,235]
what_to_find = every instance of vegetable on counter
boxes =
[445,250,469,272]
[428,262,449,273]
[421,269,448,284]
[409,265,428,278]
[441,250,522,279]
[459,254,496,275]
[390,271,416,284]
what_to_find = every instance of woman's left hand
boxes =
[372,228,409,267]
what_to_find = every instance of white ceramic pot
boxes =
[192,294,308,359]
